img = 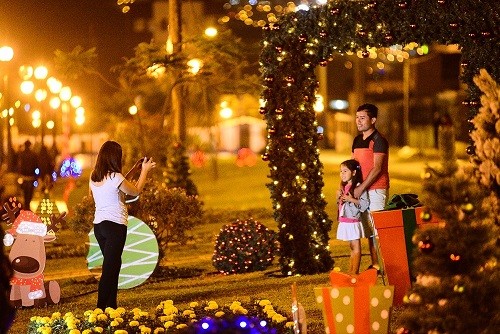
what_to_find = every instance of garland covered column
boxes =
[260,9,333,275]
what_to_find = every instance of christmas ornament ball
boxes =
[466,145,475,155]
[420,210,432,222]
[460,202,474,213]
[418,237,434,253]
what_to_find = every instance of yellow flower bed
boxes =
[27,300,295,334]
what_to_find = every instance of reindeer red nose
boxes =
[12,256,40,274]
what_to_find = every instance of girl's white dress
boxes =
[336,184,370,241]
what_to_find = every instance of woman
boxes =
[90,140,155,310]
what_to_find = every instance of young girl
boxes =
[90,141,156,310]
[336,159,369,275]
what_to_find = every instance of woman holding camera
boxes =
[89,140,155,310]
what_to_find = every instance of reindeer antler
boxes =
[48,212,67,233]
[2,197,22,226]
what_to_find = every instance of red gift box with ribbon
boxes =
[371,206,441,305]
[314,269,394,334]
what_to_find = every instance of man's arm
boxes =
[353,153,386,198]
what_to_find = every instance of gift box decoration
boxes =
[314,269,394,334]
[371,206,440,305]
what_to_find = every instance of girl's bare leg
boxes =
[349,239,362,275]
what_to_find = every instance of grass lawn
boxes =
[7,151,424,333]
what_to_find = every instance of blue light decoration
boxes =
[188,315,278,334]
[59,156,82,178]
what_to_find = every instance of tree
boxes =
[165,141,198,197]
[469,69,500,197]
[396,69,499,333]
[54,27,260,189]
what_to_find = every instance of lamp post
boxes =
[34,66,49,145]
[0,45,14,170]
[21,66,70,149]
[47,76,63,152]
[59,86,85,159]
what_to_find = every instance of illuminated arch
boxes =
[259,0,498,275]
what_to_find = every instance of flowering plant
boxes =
[27,299,295,334]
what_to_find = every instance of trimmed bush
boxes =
[68,180,203,262]
[68,195,95,236]
[139,181,204,261]
[213,219,277,274]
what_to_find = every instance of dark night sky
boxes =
[0,0,150,78]
[0,1,258,87]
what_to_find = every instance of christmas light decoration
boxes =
[188,314,280,333]
[59,156,82,178]
[212,219,278,274]
[259,0,498,276]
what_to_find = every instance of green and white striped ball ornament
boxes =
[87,216,159,289]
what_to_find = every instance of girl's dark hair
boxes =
[340,159,363,196]
[91,141,123,182]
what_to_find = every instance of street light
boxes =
[0,45,14,170]
[20,65,50,145]
[57,87,85,158]
[20,67,83,153]
[204,27,218,38]
[219,100,233,119]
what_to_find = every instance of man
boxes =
[352,103,390,272]
[17,140,39,210]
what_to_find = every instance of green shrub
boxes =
[68,181,204,262]
[138,181,204,261]
[212,219,278,274]
[68,195,95,236]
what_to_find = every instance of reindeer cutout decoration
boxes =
[2,198,65,307]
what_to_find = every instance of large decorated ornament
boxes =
[87,216,159,289]
[2,199,65,307]
[314,269,394,334]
